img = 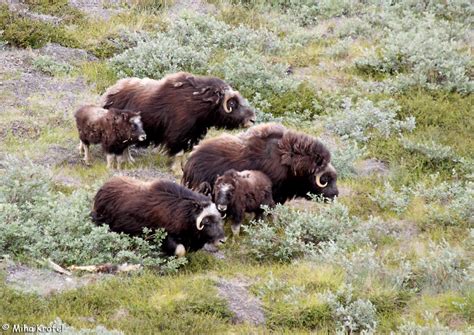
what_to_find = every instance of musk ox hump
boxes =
[240,123,286,141]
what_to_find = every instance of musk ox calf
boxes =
[92,177,225,257]
[213,169,275,236]
[100,72,256,156]
[183,123,339,204]
[74,105,146,169]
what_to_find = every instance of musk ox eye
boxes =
[228,99,237,109]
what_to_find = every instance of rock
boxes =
[354,158,389,177]
[39,43,97,63]
[215,276,265,326]
[4,263,104,296]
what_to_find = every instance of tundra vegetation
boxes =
[0,0,472,334]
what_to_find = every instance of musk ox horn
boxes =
[315,163,335,188]
[223,88,238,113]
[315,172,328,188]
[196,220,204,230]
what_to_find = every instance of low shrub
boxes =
[325,98,416,142]
[0,6,77,49]
[355,13,473,94]
[32,55,73,76]
[244,199,370,262]
[0,156,185,272]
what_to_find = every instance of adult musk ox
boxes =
[183,123,339,204]
[100,72,256,156]
[92,177,225,257]
[214,169,275,236]
[74,105,146,169]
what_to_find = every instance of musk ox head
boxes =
[213,169,238,213]
[219,88,256,128]
[278,130,339,200]
[193,200,226,246]
[184,73,256,129]
[312,163,339,200]
[112,109,146,142]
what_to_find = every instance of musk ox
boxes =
[74,105,146,169]
[183,123,339,204]
[92,176,225,257]
[214,169,275,236]
[100,72,256,156]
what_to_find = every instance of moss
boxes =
[0,5,79,49]
[23,0,85,24]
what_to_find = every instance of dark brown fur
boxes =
[214,169,275,235]
[92,177,225,256]
[101,72,256,155]
[183,123,339,203]
[74,105,146,168]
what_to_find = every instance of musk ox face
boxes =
[219,89,256,129]
[213,171,238,212]
[195,201,226,245]
[311,163,339,200]
[115,112,146,142]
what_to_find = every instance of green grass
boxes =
[0,1,472,333]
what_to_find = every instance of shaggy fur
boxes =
[214,169,275,235]
[100,72,256,155]
[183,123,339,203]
[74,105,146,169]
[92,177,225,256]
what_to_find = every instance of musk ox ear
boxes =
[196,182,212,197]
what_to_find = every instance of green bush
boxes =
[0,156,185,272]
[0,6,77,49]
[32,55,73,76]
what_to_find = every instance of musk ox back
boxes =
[183,123,339,204]
[214,169,275,236]
[100,72,256,155]
[92,177,225,256]
[74,105,146,169]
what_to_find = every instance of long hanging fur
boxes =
[183,123,339,203]
[101,72,256,155]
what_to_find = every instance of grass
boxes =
[0,0,472,333]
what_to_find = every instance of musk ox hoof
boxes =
[175,244,186,257]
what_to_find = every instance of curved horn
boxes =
[315,171,328,188]
[223,88,237,113]
[196,220,204,230]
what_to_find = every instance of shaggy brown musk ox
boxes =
[74,105,146,169]
[92,177,225,257]
[100,72,256,155]
[182,123,339,204]
[213,169,275,236]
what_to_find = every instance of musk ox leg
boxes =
[83,143,91,165]
[170,151,184,177]
[175,244,186,257]
[125,147,135,164]
[78,141,84,155]
[116,154,125,170]
[163,236,186,257]
[231,223,241,236]
[106,154,115,169]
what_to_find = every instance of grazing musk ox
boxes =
[100,72,256,156]
[92,177,225,257]
[74,105,146,169]
[213,169,275,236]
[183,123,339,204]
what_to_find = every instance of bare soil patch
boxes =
[215,276,265,325]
